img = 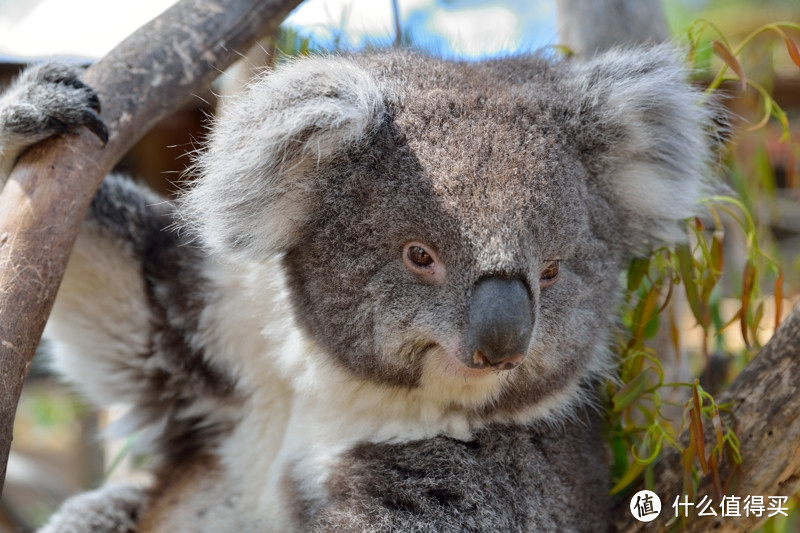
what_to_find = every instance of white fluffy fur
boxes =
[568,45,719,247]
[184,56,386,261]
[46,219,153,407]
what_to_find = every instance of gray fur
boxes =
[81,176,239,461]
[0,47,721,532]
[0,62,106,179]
[183,56,387,259]
[310,413,610,532]
[38,483,144,533]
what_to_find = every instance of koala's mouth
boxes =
[431,347,511,380]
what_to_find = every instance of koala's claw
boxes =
[0,61,109,148]
[78,108,109,145]
[56,75,102,113]
[42,108,107,145]
[87,92,101,114]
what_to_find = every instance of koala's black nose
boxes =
[465,277,533,371]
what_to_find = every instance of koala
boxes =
[0,46,718,532]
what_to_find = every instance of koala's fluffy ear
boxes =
[184,57,385,259]
[564,45,724,249]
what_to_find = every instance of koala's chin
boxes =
[421,345,513,405]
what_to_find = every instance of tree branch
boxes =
[615,303,800,532]
[0,0,301,493]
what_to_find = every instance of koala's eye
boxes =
[539,261,560,287]
[408,246,433,267]
[403,241,445,283]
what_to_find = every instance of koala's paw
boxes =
[37,482,144,533]
[0,62,108,147]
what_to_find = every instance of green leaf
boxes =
[643,314,660,340]
[627,257,650,293]
[677,244,704,327]
[612,371,649,412]
[610,460,646,495]
[690,382,708,474]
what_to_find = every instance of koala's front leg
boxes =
[0,62,108,181]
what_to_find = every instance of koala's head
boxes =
[186,47,719,418]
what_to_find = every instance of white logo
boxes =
[630,490,661,522]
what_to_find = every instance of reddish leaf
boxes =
[712,40,746,92]
[740,259,756,349]
[694,216,705,232]
[669,308,681,361]
[709,453,723,501]
[783,34,800,69]
[711,406,725,455]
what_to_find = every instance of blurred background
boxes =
[0,0,798,530]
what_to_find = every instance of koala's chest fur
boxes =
[182,260,598,530]
[141,410,610,533]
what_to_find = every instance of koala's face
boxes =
[190,49,716,417]
[282,92,621,415]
